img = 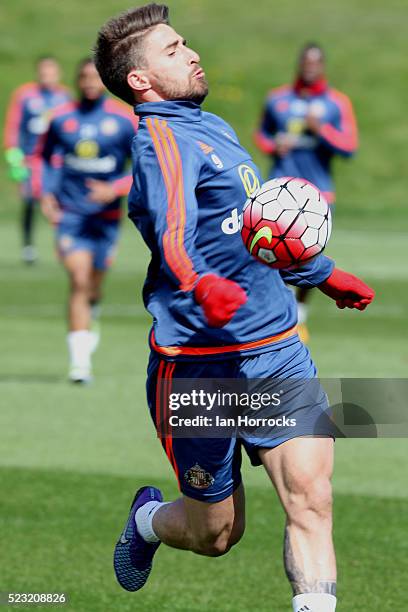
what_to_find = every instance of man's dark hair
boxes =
[94,3,169,105]
[299,42,325,62]
[76,57,94,74]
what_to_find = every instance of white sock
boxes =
[135,501,168,543]
[297,302,309,325]
[67,330,93,370]
[292,593,337,612]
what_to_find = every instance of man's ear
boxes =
[127,69,151,94]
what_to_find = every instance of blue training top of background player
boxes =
[255,80,358,204]
[41,95,137,217]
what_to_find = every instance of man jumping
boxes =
[94,5,374,610]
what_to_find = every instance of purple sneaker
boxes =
[113,486,163,592]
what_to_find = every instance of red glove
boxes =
[318,268,375,310]
[194,274,247,327]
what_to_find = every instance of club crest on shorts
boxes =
[184,464,214,489]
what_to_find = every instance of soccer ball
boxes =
[241,177,332,269]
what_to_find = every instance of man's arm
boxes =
[86,175,133,204]
[3,87,30,182]
[87,112,138,204]
[40,119,64,194]
[3,87,24,150]
[306,90,358,157]
[254,98,278,155]
[281,256,374,311]
[38,120,63,223]
[130,120,246,325]
[133,135,206,291]
[279,254,335,288]
[254,96,294,157]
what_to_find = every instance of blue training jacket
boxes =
[255,81,358,203]
[128,101,334,360]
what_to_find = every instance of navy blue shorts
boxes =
[56,212,119,271]
[146,339,332,503]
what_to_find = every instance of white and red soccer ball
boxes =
[241,177,332,269]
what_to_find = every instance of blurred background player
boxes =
[3,56,71,264]
[39,58,138,383]
[254,43,358,341]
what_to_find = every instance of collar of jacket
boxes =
[134,100,202,122]
[293,77,328,97]
[78,94,106,112]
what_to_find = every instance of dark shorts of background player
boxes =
[56,211,120,271]
[146,339,334,503]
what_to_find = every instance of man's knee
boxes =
[190,509,246,557]
[185,487,245,557]
[191,522,234,557]
[69,270,91,294]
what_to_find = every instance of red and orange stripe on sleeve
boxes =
[146,117,199,292]
[3,84,34,149]
[254,130,276,155]
[319,89,358,154]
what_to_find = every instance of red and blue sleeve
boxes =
[254,99,277,155]
[132,118,213,292]
[318,91,358,157]
[3,88,26,150]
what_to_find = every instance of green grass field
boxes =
[1,218,407,611]
[1,0,407,610]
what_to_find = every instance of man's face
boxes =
[298,49,325,84]
[140,24,208,103]
[77,63,105,101]
[37,59,60,89]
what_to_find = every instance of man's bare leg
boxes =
[151,482,245,556]
[260,437,336,611]
[62,250,94,381]
[90,268,104,310]
[113,482,245,592]
[63,250,93,330]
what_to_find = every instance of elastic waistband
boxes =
[150,325,298,358]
